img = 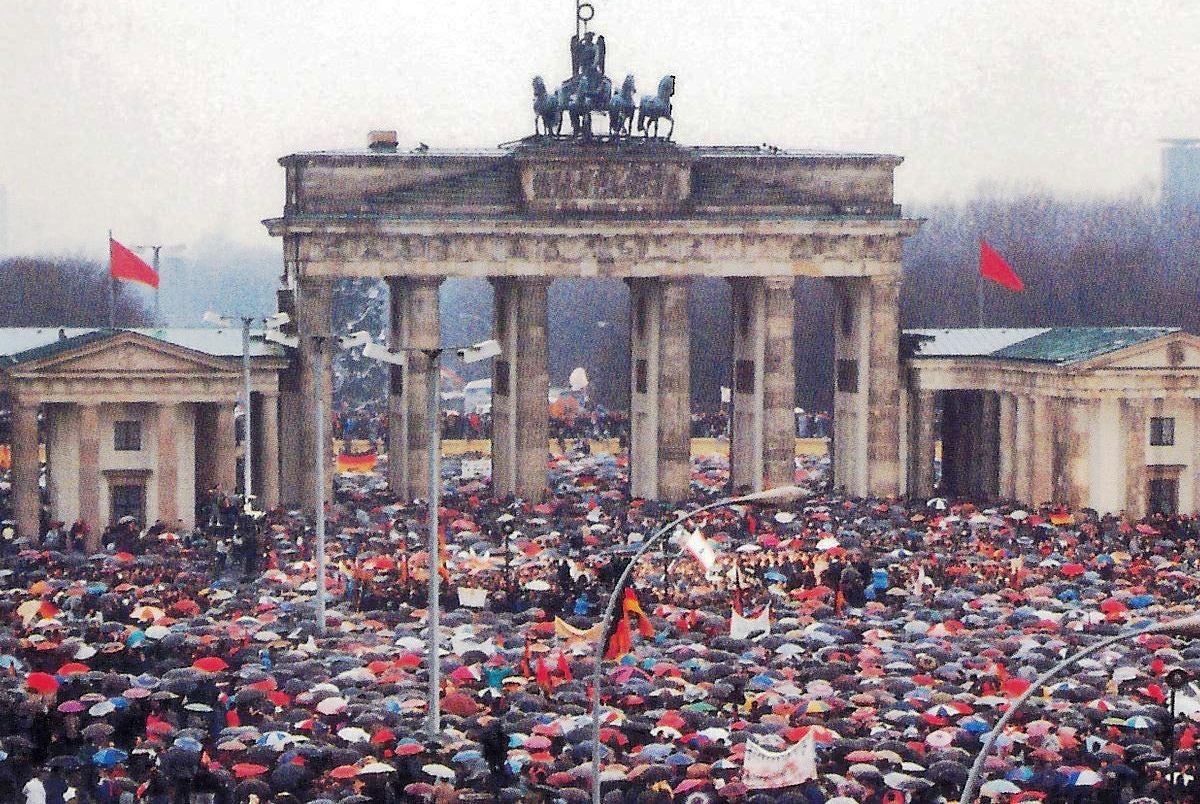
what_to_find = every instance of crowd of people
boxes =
[1,445,1200,804]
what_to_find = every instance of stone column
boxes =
[11,396,40,542]
[998,392,1018,501]
[908,389,937,498]
[296,278,333,513]
[1013,395,1034,505]
[492,277,550,501]
[729,277,796,493]
[1121,398,1148,517]
[156,403,179,524]
[627,278,691,501]
[259,392,281,510]
[865,273,902,498]
[214,402,238,496]
[762,278,797,490]
[78,403,101,546]
[387,276,442,501]
[830,278,869,496]
[276,288,303,508]
[1065,399,1094,509]
[938,392,964,497]
[1193,399,1200,518]
[1029,395,1056,506]
[975,392,1000,501]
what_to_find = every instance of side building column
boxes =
[627,278,691,501]
[1029,395,1056,506]
[1121,398,1148,517]
[296,278,333,513]
[729,277,796,493]
[214,402,238,497]
[387,276,442,502]
[78,403,101,548]
[259,391,281,510]
[11,395,40,543]
[998,392,1017,501]
[492,277,550,501]
[156,403,179,525]
[1013,394,1034,505]
[907,389,937,498]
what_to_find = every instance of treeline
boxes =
[0,256,150,328]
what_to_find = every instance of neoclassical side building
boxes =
[0,328,287,544]
[903,327,1200,516]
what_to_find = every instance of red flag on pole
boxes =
[979,240,1024,291]
[110,237,159,289]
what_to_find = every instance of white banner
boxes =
[460,458,490,479]
[743,734,816,790]
[731,604,771,640]
[457,587,488,608]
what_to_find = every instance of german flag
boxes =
[337,451,377,473]
[623,587,654,638]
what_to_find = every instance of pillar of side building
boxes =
[214,402,238,497]
[1065,399,1094,508]
[491,277,550,501]
[831,271,902,498]
[259,392,281,510]
[998,392,1017,500]
[78,403,101,548]
[11,395,40,542]
[1121,397,1148,517]
[907,389,937,498]
[386,276,442,501]
[729,277,796,492]
[296,278,334,513]
[627,278,691,501]
[972,392,999,501]
[1029,395,1056,506]
[1013,394,1034,505]
[156,403,179,525]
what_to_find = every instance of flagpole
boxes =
[976,269,984,328]
[108,230,115,329]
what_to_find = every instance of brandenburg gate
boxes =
[265,16,919,506]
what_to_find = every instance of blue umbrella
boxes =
[92,748,129,767]
[1128,595,1154,609]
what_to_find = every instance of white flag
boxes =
[457,587,488,608]
[731,604,771,640]
[684,528,717,571]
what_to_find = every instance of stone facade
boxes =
[0,329,287,545]
[267,140,920,503]
[903,328,1200,517]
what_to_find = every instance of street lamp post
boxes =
[358,336,501,740]
[589,484,807,804]
[960,611,1200,804]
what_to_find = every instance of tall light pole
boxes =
[589,484,807,804]
[960,611,1200,804]
[359,336,501,739]
[204,311,290,510]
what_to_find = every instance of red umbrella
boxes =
[26,672,59,694]
[57,662,90,676]
[233,763,268,779]
[192,657,229,673]
[1060,563,1086,577]
[441,692,479,717]
[330,765,360,779]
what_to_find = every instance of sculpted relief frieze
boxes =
[519,158,691,215]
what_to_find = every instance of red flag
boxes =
[520,638,532,677]
[623,588,655,638]
[556,651,573,682]
[979,240,1024,291]
[604,615,633,660]
[535,656,553,692]
[110,238,159,289]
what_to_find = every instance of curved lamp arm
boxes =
[589,485,806,804]
[960,611,1200,804]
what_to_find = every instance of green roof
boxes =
[992,327,1176,364]
[906,327,1180,365]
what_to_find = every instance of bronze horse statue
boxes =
[532,76,564,137]
[637,75,675,139]
[607,74,636,136]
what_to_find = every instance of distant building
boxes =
[902,327,1200,517]
[1162,139,1200,209]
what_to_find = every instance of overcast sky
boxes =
[3,0,1198,258]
